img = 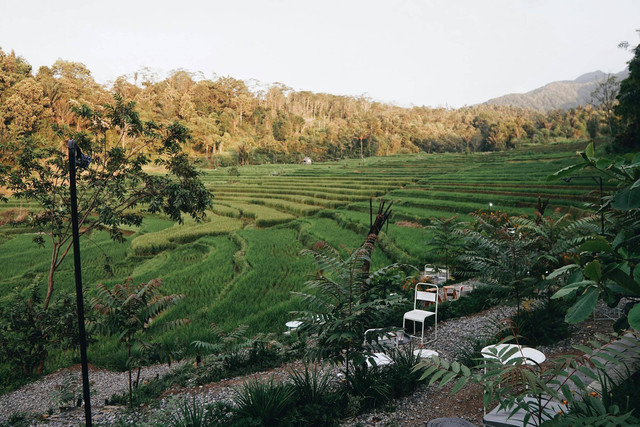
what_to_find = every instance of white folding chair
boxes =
[403,282,438,343]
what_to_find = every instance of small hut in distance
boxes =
[301,156,312,165]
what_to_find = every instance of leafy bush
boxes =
[165,396,208,427]
[287,364,343,426]
[232,378,294,425]
[437,284,510,322]
[386,344,424,398]
[509,299,571,347]
[343,365,391,411]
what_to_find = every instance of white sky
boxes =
[0,0,638,108]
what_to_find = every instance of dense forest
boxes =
[0,47,615,165]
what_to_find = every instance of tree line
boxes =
[0,47,624,166]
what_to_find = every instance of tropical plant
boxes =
[425,215,465,274]
[232,378,294,425]
[547,143,640,331]
[288,364,342,425]
[90,277,188,407]
[417,331,640,426]
[0,94,213,310]
[458,211,538,313]
[0,280,77,385]
[165,395,209,427]
[292,239,405,382]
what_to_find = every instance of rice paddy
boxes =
[0,141,607,366]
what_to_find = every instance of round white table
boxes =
[285,320,303,332]
[481,344,545,365]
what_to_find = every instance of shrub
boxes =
[232,378,294,425]
[509,299,571,347]
[287,364,343,425]
[166,396,208,427]
[386,344,424,398]
[343,365,391,411]
[437,284,510,322]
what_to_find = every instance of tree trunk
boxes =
[44,244,61,310]
[359,199,393,302]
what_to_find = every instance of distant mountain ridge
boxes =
[483,69,629,111]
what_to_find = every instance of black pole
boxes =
[68,139,92,426]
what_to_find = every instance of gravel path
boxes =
[0,299,621,426]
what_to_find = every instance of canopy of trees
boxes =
[0,47,620,166]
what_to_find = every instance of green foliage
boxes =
[292,240,405,379]
[129,213,242,255]
[287,364,342,426]
[51,373,82,407]
[232,378,295,426]
[614,43,640,152]
[0,94,213,309]
[425,215,466,268]
[548,144,640,330]
[386,343,424,398]
[419,332,640,426]
[165,396,210,427]
[510,299,571,347]
[459,211,539,312]
[437,285,510,322]
[343,365,391,411]
[90,277,187,406]
[0,280,78,392]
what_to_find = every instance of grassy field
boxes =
[0,140,608,371]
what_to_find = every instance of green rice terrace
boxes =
[0,140,608,369]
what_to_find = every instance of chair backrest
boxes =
[424,264,435,276]
[436,268,449,282]
[414,282,438,310]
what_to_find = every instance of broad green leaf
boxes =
[612,186,640,210]
[565,287,599,324]
[631,179,640,190]
[547,164,583,181]
[579,239,613,253]
[584,260,602,281]
[608,268,640,296]
[547,264,579,280]
[451,376,469,394]
[460,364,471,377]
[428,369,447,386]
[585,143,594,158]
[440,371,458,387]
[596,158,612,169]
[551,280,595,299]
[628,304,640,332]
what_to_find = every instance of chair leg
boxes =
[434,313,437,341]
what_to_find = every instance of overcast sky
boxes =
[1,0,638,108]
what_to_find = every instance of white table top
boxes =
[481,344,546,365]
[285,320,303,329]
[413,349,439,358]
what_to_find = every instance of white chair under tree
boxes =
[403,282,438,343]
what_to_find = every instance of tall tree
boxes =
[0,95,213,309]
[615,43,640,151]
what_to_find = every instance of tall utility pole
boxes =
[68,139,92,426]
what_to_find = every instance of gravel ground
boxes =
[0,297,622,426]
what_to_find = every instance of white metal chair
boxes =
[403,282,438,343]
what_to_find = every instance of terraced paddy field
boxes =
[0,141,611,369]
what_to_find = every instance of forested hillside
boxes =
[484,69,628,111]
[0,47,613,165]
